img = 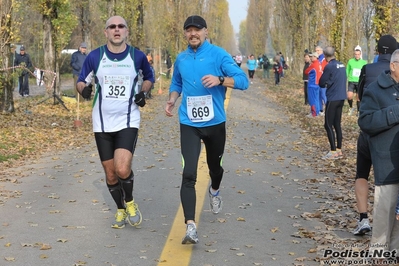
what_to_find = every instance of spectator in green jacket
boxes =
[346,46,367,116]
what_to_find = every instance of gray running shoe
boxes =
[125,200,142,226]
[111,209,127,229]
[353,218,371,235]
[209,187,223,214]
[182,223,199,244]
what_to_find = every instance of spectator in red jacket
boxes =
[304,52,323,117]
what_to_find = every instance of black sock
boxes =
[348,99,353,108]
[107,182,125,209]
[359,212,368,221]
[120,171,134,203]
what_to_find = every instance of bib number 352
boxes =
[104,75,130,100]
[187,95,214,122]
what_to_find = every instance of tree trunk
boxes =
[136,1,145,49]
[107,0,117,17]
[0,0,15,113]
[82,0,90,48]
[43,15,57,95]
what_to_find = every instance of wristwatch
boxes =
[218,76,225,85]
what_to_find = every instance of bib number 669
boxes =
[192,106,209,118]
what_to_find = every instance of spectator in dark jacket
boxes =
[14,45,33,97]
[358,49,399,256]
[71,42,88,101]
[262,54,270,79]
[352,34,397,236]
[318,46,347,160]
[273,55,282,85]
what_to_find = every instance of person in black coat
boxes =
[352,35,397,236]
[358,48,399,253]
[71,42,88,101]
[14,45,33,97]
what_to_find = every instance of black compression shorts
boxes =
[94,128,138,161]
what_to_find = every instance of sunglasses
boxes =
[107,24,127,30]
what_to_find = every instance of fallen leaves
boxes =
[0,97,93,177]
[3,241,54,262]
[40,244,52,250]
[0,77,372,265]
[270,227,279,233]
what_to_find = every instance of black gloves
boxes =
[81,84,93,99]
[134,91,146,107]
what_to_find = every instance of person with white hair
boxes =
[352,35,398,236]
[358,48,399,256]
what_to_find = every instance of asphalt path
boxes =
[1,77,326,266]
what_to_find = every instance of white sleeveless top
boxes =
[92,46,140,132]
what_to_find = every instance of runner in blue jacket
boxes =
[165,15,248,245]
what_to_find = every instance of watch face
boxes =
[219,76,224,84]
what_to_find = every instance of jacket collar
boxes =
[377,70,397,89]
[377,53,392,62]
[187,40,210,53]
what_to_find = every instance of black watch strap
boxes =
[218,76,225,85]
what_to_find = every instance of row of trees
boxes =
[241,0,399,74]
[1,0,398,112]
[0,0,236,113]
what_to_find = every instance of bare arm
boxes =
[165,91,180,117]
[140,80,152,94]
[76,81,87,95]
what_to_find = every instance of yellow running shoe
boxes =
[111,209,127,229]
[125,200,142,226]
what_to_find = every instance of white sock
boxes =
[210,187,219,196]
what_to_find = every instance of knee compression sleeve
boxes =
[119,171,134,203]
[107,182,125,209]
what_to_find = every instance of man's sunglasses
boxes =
[107,24,127,30]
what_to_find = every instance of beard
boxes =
[189,43,201,50]
[188,37,202,50]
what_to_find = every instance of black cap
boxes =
[20,45,25,51]
[184,15,207,30]
[377,35,397,54]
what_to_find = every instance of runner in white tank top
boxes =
[77,16,154,229]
